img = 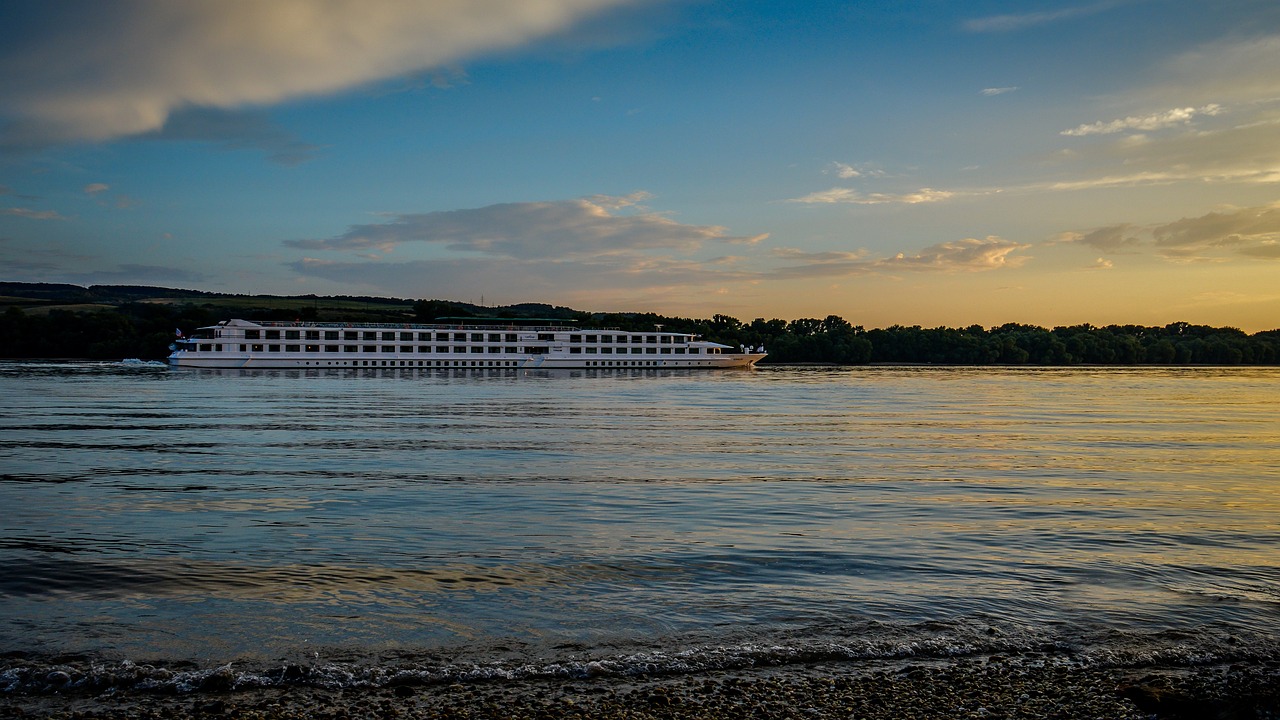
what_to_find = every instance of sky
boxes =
[2,0,1279,331]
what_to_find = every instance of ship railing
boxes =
[245,320,622,333]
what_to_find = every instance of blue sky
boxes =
[2,0,1279,330]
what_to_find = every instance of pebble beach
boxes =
[6,657,1279,720]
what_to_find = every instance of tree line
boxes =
[2,301,1277,365]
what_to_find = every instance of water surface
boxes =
[1,363,1277,691]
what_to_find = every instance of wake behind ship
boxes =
[169,318,766,370]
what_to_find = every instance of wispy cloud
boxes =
[84,183,109,195]
[788,187,956,205]
[964,1,1120,33]
[1061,104,1223,136]
[63,264,209,286]
[0,0,636,148]
[1,207,67,220]
[981,87,1019,96]
[286,193,767,257]
[768,237,1030,279]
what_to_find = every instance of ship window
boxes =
[240,344,247,351]
[487,333,501,342]
[660,348,671,354]
[600,335,612,343]
[528,346,548,354]
[344,331,358,341]
[569,347,581,354]
[675,348,685,354]
[285,344,301,352]
[199,343,212,351]
[400,332,413,341]
[382,346,395,353]
[363,345,377,352]
[505,334,517,342]
[306,331,320,341]
[660,335,671,343]
[252,344,264,352]
[646,348,657,354]
[245,330,261,340]
[601,347,612,354]
[586,347,597,354]
[363,331,377,341]
[285,330,300,340]
[418,346,430,353]
[325,345,339,352]
[470,346,484,353]
[454,333,467,341]
[418,332,431,341]
[538,333,554,341]
[265,330,280,340]
[570,335,582,343]
[268,344,279,352]
[382,332,395,341]
[306,345,320,352]
[344,345,357,353]
[585,335,597,343]
[325,331,339,340]
[454,347,467,353]
[436,333,449,341]
[690,348,700,354]
[469,333,482,342]
[646,335,657,343]
[631,348,642,354]
[437,346,450,353]
[505,346,518,353]
[401,346,414,353]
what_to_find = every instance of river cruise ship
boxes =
[168,318,766,370]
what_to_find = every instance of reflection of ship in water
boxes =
[170,317,765,370]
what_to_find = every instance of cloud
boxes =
[1,207,67,220]
[788,187,956,205]
[981,87,1019,96]
[963,2,1119,33]
[1088,257,1114,270]
[286,194,767,258]
[1056,224,1142,251]
[768,237,1030,279]
[1151,202,1280,259]
[1054,202,1280,262]
[1147,34,1280,108]
[882,237,1031,271]
[0,0,636,148]
[140,107,320,165]
[84,183,109,195]
[63,264,209,285]
[1061,104,1223,136]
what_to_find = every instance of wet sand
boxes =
[5,657,1278,720]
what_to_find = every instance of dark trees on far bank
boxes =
[1,301,1277,365]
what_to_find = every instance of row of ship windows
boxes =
[236,330,685,344]
[241,360,710,368]
[198,344,706,355]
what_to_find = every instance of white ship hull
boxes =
[168,319,765,370]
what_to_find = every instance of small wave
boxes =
[120,359,168,367]
[4,623,1277,697]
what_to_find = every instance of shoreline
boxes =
[6,657,1278,720]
